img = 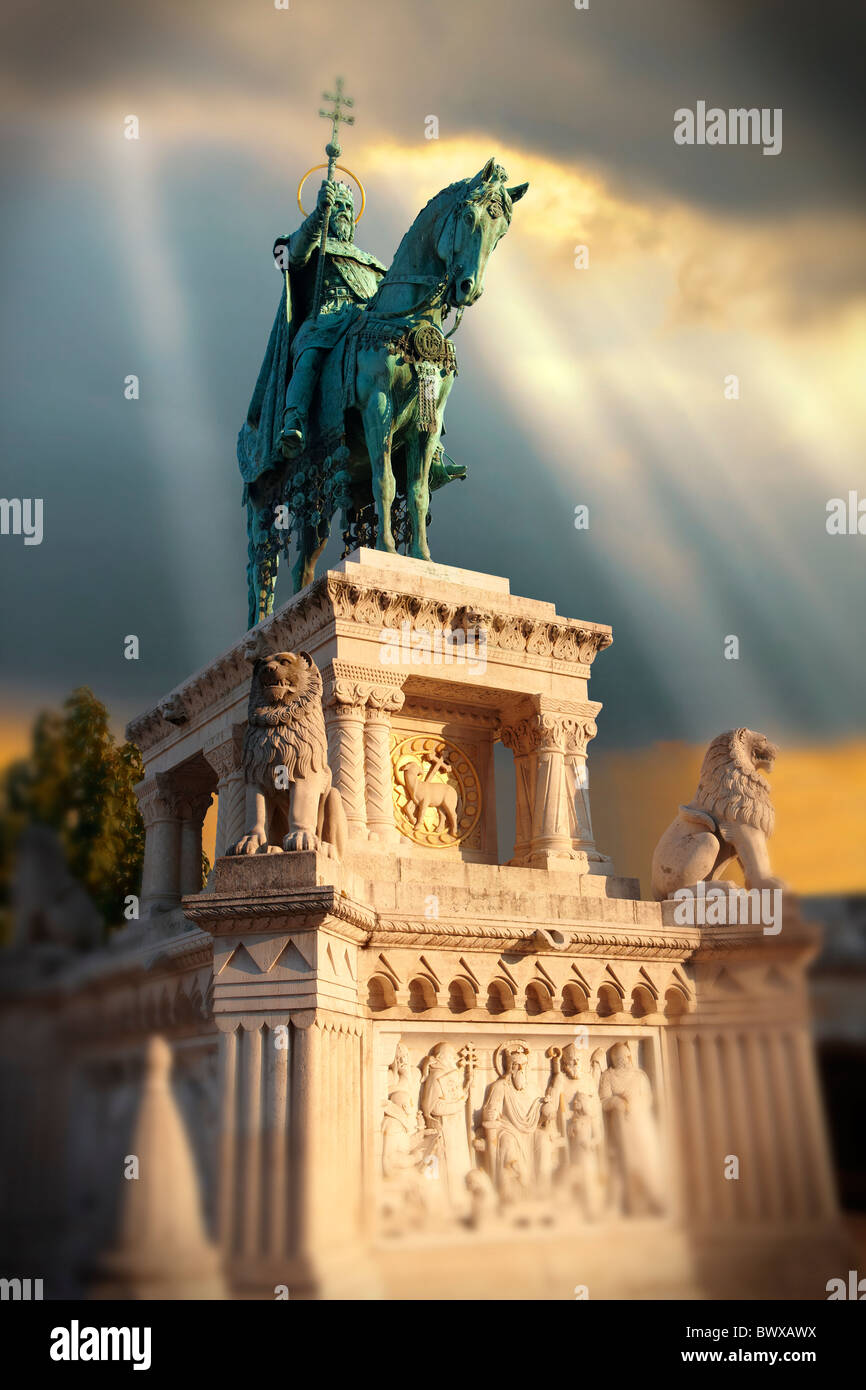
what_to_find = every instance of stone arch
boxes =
[630,984,656,1019]
[367,974,397,1011]
[664,984,691,1018]
[561,981,589,1016]
[408,976,438,1013]
[486,978,515,1015]
[525,980,554,1016]
[448,977,476,1014]
[597,981,623,1018]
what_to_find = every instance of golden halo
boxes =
[297,163,366,222]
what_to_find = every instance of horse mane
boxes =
[383,179,469,283]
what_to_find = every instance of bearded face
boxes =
[510,1060,527,1091]
[330,191,354,243]
[435,1044,458,1072]
[562,1046,584,1080]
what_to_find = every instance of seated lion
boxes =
[651,728,783,900]
[228,649,347,859]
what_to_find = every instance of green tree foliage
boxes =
[0,688,145,935]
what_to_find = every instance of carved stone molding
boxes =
[126,572,612,755]
[183,887,376,940]
[370,918,696,957]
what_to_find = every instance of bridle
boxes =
[363,197,477,338]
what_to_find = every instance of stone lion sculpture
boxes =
[228,649,347,859]
[651,728,782,900]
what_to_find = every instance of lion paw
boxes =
[229,830,268,855]
[282,830,320,853]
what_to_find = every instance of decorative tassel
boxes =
[416,360,439,432]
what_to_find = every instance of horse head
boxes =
[438,156,528,308]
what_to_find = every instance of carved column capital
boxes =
[501,703,599,757]
[136,773,184,827]
[203,725,245,782]
[364,686,406,718]
[321,661,405,715]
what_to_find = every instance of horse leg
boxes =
[407,380,453,561]
[360,389,397,553]
[405,428,436,562]
[291,524,328,593]
[246,487,279,627]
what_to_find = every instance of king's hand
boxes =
[317,180,338,214]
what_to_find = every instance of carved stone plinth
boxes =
[104,552,853,1299]
[173,851,851,1300]
[127,550,615,878]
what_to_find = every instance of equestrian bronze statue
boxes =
[238,81,527,628]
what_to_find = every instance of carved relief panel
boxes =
[374,1026,668,1237]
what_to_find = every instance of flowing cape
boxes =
[237,240,385,489]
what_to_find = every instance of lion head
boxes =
[242,650,328,788]
[694,728,778,838]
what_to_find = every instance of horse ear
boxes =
[507,182,529,203]
[480,156,497,182]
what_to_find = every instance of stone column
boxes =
[563,717,599,854]
[364,686,405,845]
[501,701,602,868]
[500,719,535,866]
[743,1032,783,1220]
[178,790,213,897]
[322,682,369,841]
[790,1028,839,1218]
[203,727,247,860]
[529,714,575,865]
[674,1031,712,1220]
[720,1031,759,1219]
[217,1024,238,1251]
[135,773,183,916]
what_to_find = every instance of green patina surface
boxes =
[238,81,527,628]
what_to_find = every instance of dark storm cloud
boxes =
[0,0,863,748]
[1,0,864,214]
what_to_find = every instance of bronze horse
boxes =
[243,158,527,625]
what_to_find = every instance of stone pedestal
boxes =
[115,551,851,1299]
[127,550,616,878]
[176,850,850,1299]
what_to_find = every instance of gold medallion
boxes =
[391,735,482,848]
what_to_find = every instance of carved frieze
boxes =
[377,1033,665,1233]
[126,572,612,754]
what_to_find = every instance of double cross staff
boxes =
[311,77,355,320]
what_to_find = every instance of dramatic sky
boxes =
[1,0,864,883]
